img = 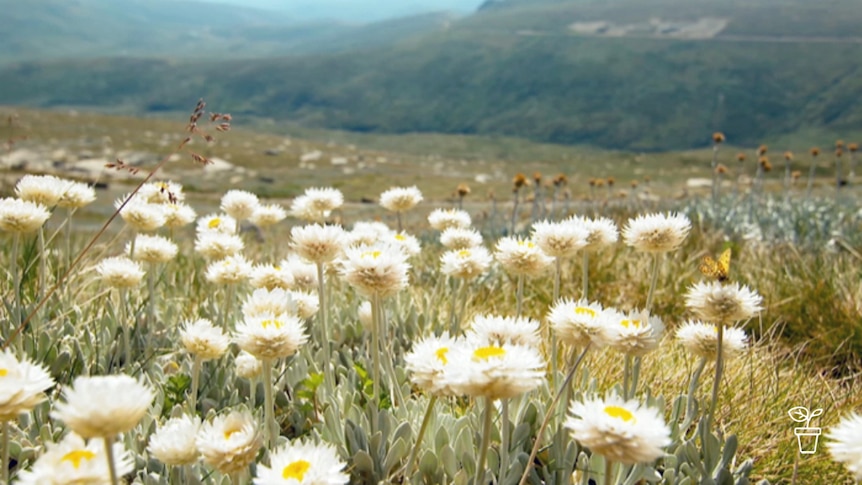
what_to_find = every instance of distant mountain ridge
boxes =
[1,0,861,150]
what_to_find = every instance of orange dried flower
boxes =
[712,132,726,144]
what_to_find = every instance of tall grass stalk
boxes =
[551,257,561,386]
[582,252,589,300]
[510,190,520,235]
[146,262,156,330]
[10,233,22,354]
[120,290,131,367]
[710,144,720,212]
[805,153,818,200]
[37,228,47,307]
[518,344,591,485]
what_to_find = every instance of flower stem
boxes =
[551,257,561,388]
[37,228,46,309]
[10,234,22,355]
[189,356,202,413]
[449,276,459,333]
[221,285,235,332]
[457,279,469,332]
[645,253,660,313]
[2,421,9,484]
[806,156,817,200]
[263,358,277,450]
[475,398,494,485]
[518,344,591,485]
[500,398,510,479]
[515,275,524,318]
[104,436,119,485]
[146,262,156,330]
[510,191,520,235]
[396,212,403,233]
[403,395,437,477]
[371,293,382,434]
[317,262,333,387]
[603,458,613,485]
[119,290,130,368]
[708,325,725,432]
[622,354,631,400]
[581,252,589,301]
[684,357,708,428]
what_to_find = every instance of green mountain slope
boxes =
[1,0,861,150]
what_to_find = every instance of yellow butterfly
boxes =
[700,248,731,282]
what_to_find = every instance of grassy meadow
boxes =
[0,106,860,484]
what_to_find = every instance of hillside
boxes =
[0,0,452,62]
[1,0,861,150]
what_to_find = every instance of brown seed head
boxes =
[836,148,844,158]
[849,143,858,152]
[736,153,746,162]
[594,179,606,188]
[630,180,639,188]
[716,164,728,174]
[712,132,726,144]
[606,177,615,187]
[513,173,528,189]
[456,183,471,197]
[791,170,802,180]
[532,172,542,184]
[643,175,651,183]
[783,151,793,161]
[810,147,820,157]
[553,173,568,186]
[836,139,845,149]
[759,157,772,171]
[588,178,597,187]
[757,145,768,156]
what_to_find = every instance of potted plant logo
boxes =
[788,406,823,454]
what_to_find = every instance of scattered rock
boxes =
[301,151,323,162]
[686,178,712,189]
[331,157,348,166]
[203,157,234,173]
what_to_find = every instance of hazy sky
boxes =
[209,0,487,22]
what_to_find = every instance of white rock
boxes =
[686,178,712,189]
[203,157,234,173]
[331,157,348,165]
[301,150,323,162]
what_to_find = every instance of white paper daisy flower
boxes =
[685,281,763,325]
[0,350,54,421]
[52,375,154,439]
[568,216,618,251]
[428,208,471,231]
[221,189,260,221]
[440,227,483,250]
[379,186,423,213]
[494,236,553,278]
[676,320,748,361]
[148,415,201,466]
[829,413,862,480]
[128,234,177,264]
[622,212,691,253]
[340,245,410,298]
[440,247,492,280]
[282,255,318,290]
[235,352,262,379]
[235,313,308,360]
[181,318,230,361]
[195,232,244,261]
[196,410,262,475]
[531,219,588,259]
[250,203,287,227]
[197,213,238,235]
[389,232,421,257]
[116,197,166,232]
[140,181,185,204]
[602,310,665,357]
[96,256,145,289]
[291,224,346,264]
[205,254,253,285]
[566,394,671,465]
[405,333,459,396]
[346,221,393,247]
[254,441,349,485]
[163,203,197,228]
[250,263,294,291]
[445,343,544,400]
[466,314,541,348]
[17,432,133,485]
[547,299,609,349]
[0,197,51,233]
[15,174,65,207]
[57,180,96,209]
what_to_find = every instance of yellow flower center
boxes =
[282,459,311,481]
[224,428,240,440]
[604,405,636,422]
[473,346,506,361]
[621,319,642,329]
[362,251,382,259]
[435,347,449,364]
[517,240,535,248]
[394,234,406,241]
[274,266,281,271]
[61,450,96,469]
[457,249,471,257]
[0,369,7,377]
[208,218,221,229]
[262,319,283,329]
[574,307,596,318]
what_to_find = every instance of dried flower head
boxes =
[712,132,725,144]
[456,183,471,197]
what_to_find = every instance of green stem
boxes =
[603,458,613,485]
[2,421,9,485]
[37,228,46,308]
[371,293,382,434]
[806,157,817,200]
[501,398,510,479]
[189,356,202,413]
[551,257,561,388]
[581,251,589,301]
[396,212,403,233]
[518,344,591,485]
[623,355,632,400]
[711,144,719,212]
[104,436,119,485]
[708,325,725,433]
[128,231,137,260]
[684,357,708,428]
[631,356,642,399]
[146,262,156,330]
[221,285,235,332]
[515,275,524,318]
[65,208,73,269]
[403,395,437,477]
[475,398,494,485]
[10,234,22,354]
[645,253,660,313]
[120,290,130,368]
[263,358,277,450]
[457,278,469,332]
[449,276,459,333]
[317,262,333,387]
